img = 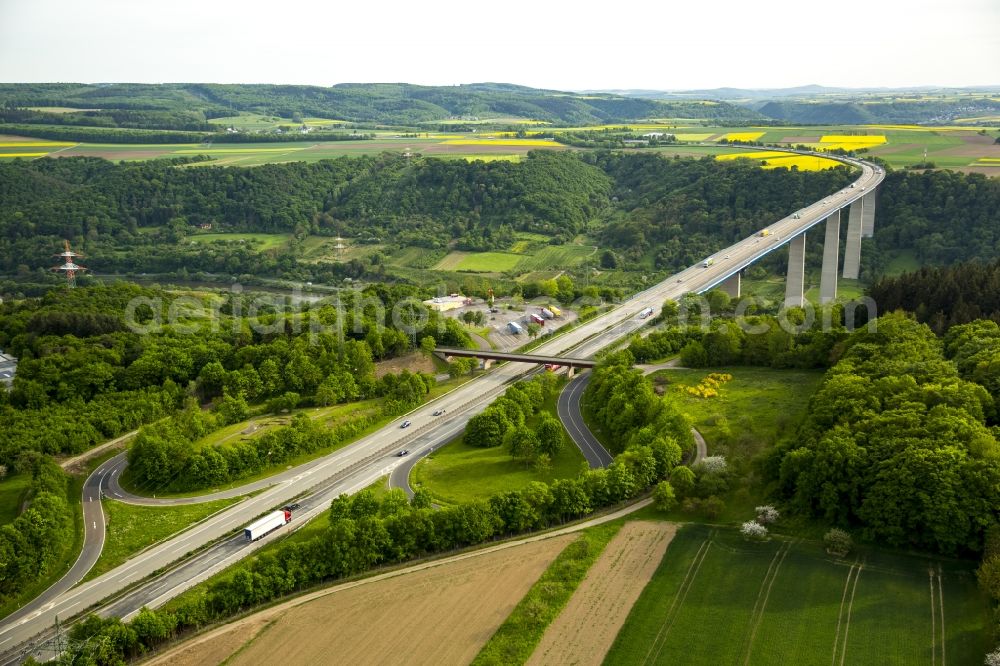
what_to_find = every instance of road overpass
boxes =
[0,152,883,662]
[435,347,596,372]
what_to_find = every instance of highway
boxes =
[0,155,883,660]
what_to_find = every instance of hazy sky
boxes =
[1,0,997,90]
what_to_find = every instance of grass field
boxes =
[432,243,596,274]
[652,367,823,522]
[0,474,30,525]
[85,496,242,581]
[412,388,584,504]
[435,251,524,272]
[883,249,921,276]
[741,271,864,306]
[604,524,989,665]
[187,232,291,250]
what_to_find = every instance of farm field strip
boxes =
[527,521,677,666]
[604,525,989,666]
[216,535,575,666]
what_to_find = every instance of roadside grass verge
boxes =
[412,385,585,504]
[84,496,243,581]
[0,474,31,525]
[604,523,990,665]
[471,522,622,665]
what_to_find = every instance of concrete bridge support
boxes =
[820,209,841,304]
[567,366,576,379]
[719,272,741,299]
[842,199,864,280]
[784,232,807,308]
[861,189,877,238]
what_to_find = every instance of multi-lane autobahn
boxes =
[0,153,883,661]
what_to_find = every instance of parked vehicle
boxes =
[530,313,545,325]
[547,305,562,317]
[540,308,555,319]
[507,321,523,335]
[244,510,291,541]
[638,307,654,319]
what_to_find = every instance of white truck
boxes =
[638,307,654,319]
[244,509,291,541]
[702,257,715,267]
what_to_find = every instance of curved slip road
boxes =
[0,155,883,660]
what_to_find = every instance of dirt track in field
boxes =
[526,521,677,666]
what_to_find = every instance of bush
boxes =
[653,480,677,512]
[824,528,853,557]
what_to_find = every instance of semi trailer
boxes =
[244,509,291,541]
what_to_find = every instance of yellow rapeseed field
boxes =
[460,155,521,162]
[0,152,49,158]
[716,151,793,161]
[762,155,841,171]
[819,135,887,145]
[720,132,765,142]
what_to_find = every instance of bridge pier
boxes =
[567,366,575,379]
[719,272,741,298]
[861,190,877,238]
[784,232,807,308]
[820,209,841,304]
[842,199,864,280]
[482,359,493,370]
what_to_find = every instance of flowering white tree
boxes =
[755,505,780,524]
[984,646,1000,666]
[741,521,769,542]
[698,456,727,474]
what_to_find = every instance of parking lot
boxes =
[442,298,578,352]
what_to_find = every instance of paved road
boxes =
[557,373,614,468]
[0,156,882,658]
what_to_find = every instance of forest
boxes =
[870,258,1000,332]
[764,313,1000,555]
[6,152,995,290]
[0,282,472,466]
[0,82,758,128]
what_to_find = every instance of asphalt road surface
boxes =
[0,156,883,661]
